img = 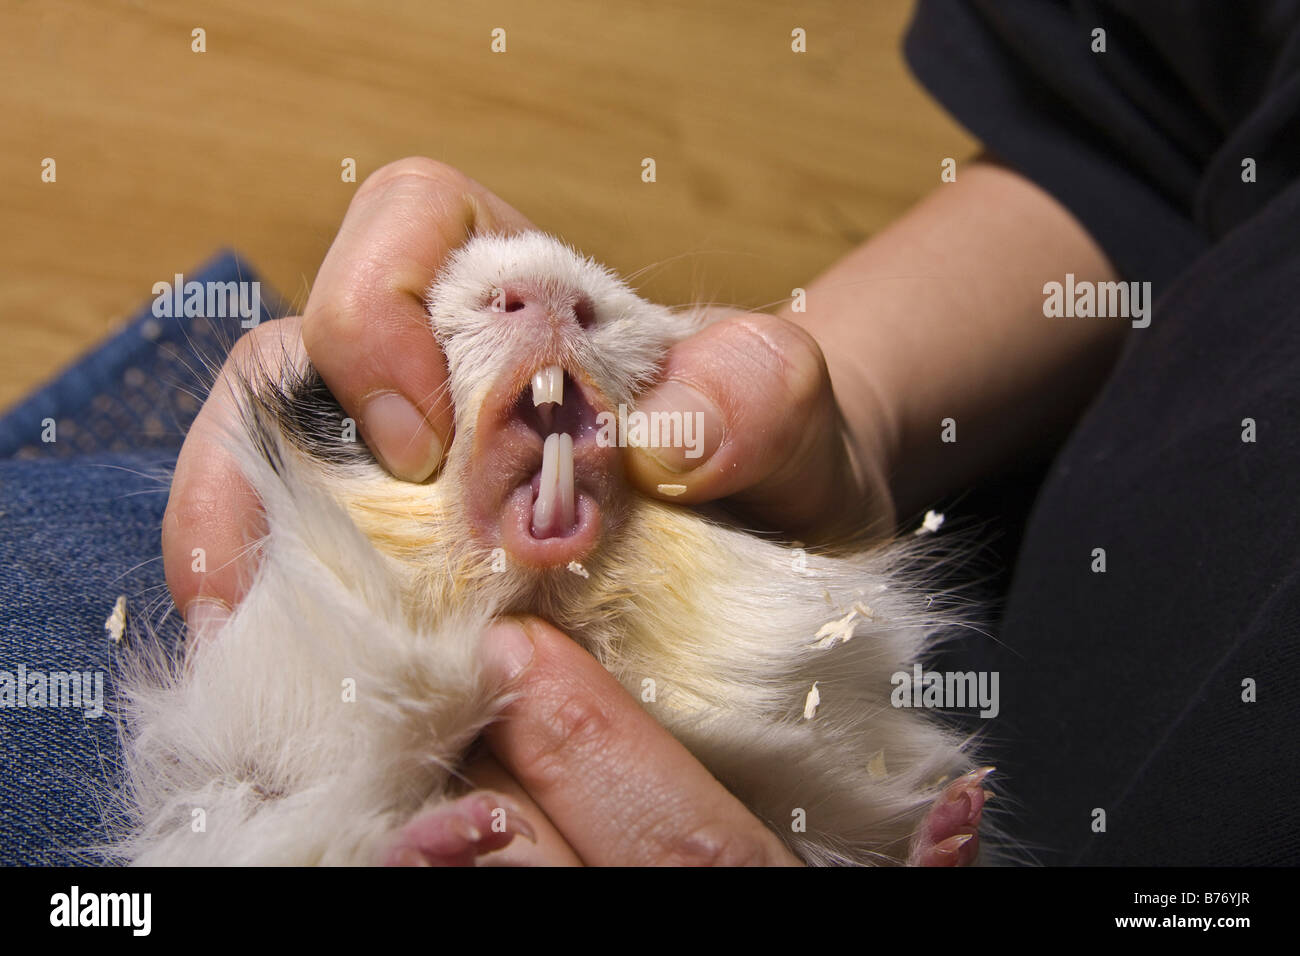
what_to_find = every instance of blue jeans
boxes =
[0,252,282,864]
[0,453,176,864]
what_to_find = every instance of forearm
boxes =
[779,160,1125,521]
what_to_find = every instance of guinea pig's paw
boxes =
[382,791,537,867]
[907,766,994,867]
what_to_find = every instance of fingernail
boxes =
[481,619,535,684]
[474,795,539,843]
[361,391,444,482]
[632,381,723,473]
[507,812,537,844]
[931,833,975,861]
[185,598,231,640]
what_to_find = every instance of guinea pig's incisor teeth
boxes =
[531,365,564,408]
[531,431,575,537]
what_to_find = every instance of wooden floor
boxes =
[0,0,973,412]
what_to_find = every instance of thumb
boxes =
[624,312,888,539]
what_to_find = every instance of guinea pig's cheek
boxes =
[464,368,625,569]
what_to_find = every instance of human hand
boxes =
[163,158,894,633]
[384,616,805,866]
[162,158,533,630]
[623,306,897,543]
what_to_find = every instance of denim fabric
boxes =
[0,252,286,865]
[0,454,176,864]
[0,251,287,460]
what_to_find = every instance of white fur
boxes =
[112,232,985,865]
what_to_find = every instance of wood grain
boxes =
[0,0,973,411]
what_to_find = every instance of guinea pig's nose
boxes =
[495,283,597,331]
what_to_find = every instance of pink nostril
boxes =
[493,284,596,330]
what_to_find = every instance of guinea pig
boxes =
[111,231,995,866]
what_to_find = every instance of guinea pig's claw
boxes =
[383,790,537,867]
[907,766,993,867]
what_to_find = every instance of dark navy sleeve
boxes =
[904,0,1300,290]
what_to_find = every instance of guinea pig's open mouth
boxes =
[466,362,622,569]
[514,366,598,537]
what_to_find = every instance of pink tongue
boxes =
[531,432,576,538]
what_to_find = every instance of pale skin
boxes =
[163,156,1121,865]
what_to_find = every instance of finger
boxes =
[162,317,303,632]
[459,751,584,866]
[479,617,803,866]
[302,157,533,482]
[624,311,891,539]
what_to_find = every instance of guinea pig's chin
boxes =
[462,369,626,570]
